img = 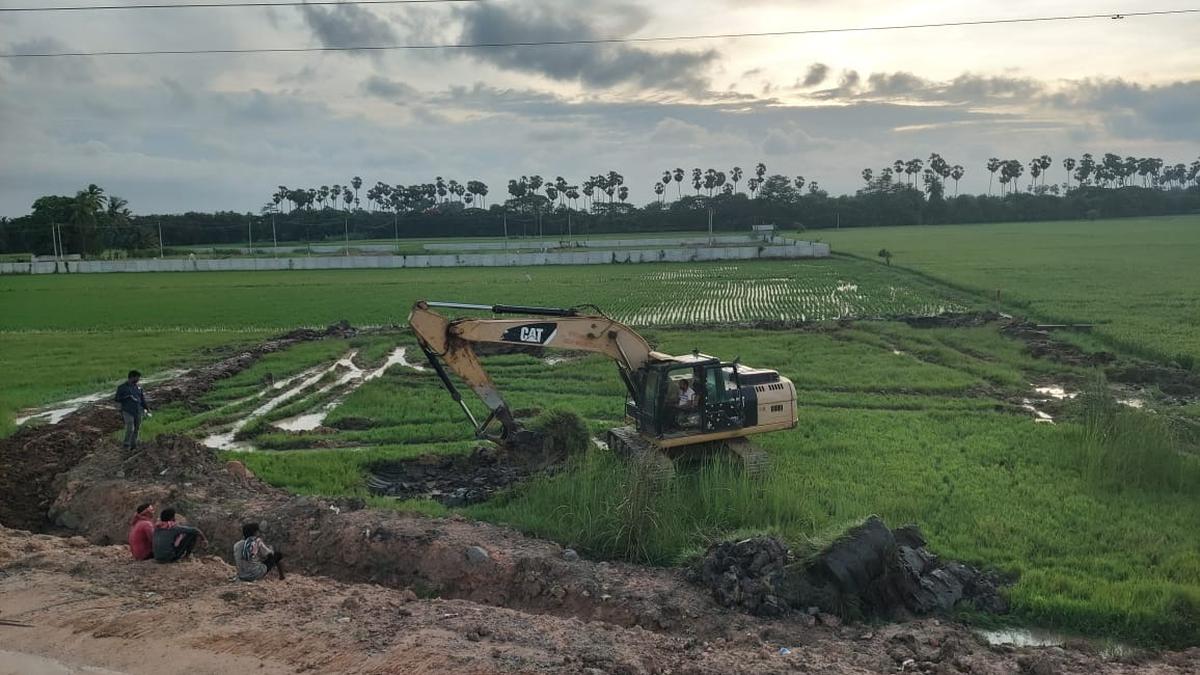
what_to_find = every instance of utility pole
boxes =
[157,221,164,258]
[247,215,253,253]
[271,212,278,256]
[393,213,399,253]
[707,207,714,241]
[343,215,349,255]
[502,213,509,250]
[50,222,59,260]
[567,211,572,240]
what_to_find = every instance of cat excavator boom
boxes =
[408,300,797,473]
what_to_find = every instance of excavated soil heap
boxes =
[694,517,1008,621]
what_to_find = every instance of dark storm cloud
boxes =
[1047,78,1200,141]
[800,62,829,87]
[300,3,396,52]
[4,37,93,80]
[453,1,718,91]
[362,75,419,100]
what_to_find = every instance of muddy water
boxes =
[202,353,361,450]
[15,369,187,426]
[1034,385,1077,400]
[978,627,1066,647]
[271,347,426,433]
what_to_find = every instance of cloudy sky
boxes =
[2,0,1198,216]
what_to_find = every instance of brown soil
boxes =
[4,527,1197,674]
[0,322,355,532]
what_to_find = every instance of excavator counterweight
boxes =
[408,300,797,473]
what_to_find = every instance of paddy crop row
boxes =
[823,215,1200,364]
[0,258,969,333]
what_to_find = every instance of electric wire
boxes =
[3,8,1197,58]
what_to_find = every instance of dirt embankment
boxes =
[4,527,1197,675]
[0,322,355,533]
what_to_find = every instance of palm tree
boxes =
[691,168,702,196]
[1028,158,1042,189]
[653,181,665,204]
[861,168,873,185]
[755,162,766,181]
[618,186,629,203]
[730,166,743,194]
[1062,158,1076,190]
[950,165,964,196]
[793,176,805,192]
[351,176,362,207]
[1038,155,1053,187]
[672,168,684,199]
[986,158,1000,195]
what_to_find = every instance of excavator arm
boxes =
[408,301,660,441]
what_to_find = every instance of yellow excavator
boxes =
[408,300,797,474]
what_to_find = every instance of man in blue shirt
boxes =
[115,370,150,451]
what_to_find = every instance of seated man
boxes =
[676,378,697,411]
[669,378,700,430]
[234,522,285,581]
[128,502,155,561]
[152,507,208,563]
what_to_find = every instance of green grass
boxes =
[0,258,968,332]
[822,215,1200,363]
[5,219,1200,647]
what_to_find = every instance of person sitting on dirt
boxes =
[127,502,155,561]
[115,370,151,452]
[152,507,207,563]
[233,522,285,581]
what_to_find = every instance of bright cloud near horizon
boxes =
[1,0,1198,217]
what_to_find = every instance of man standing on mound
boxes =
[153,507,208,563]
[115,369,151,451]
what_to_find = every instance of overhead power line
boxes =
[2,8,1197,58]
[0,0,480,11]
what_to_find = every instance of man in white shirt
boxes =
[677,378,697,409]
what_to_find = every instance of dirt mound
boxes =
[694,517,1008,621]
[0,322,355,532]
[903,311,1003,329]
[1001,321,1115,367]
[367,446,530,506]
[1107,362,1200,401]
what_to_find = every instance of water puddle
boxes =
[203,352,361,450]
[1033,385,1076,400]
[270,347,424,433]
[16,369,187,426]
[978,627,1066,648]
[1019,400,1055,423]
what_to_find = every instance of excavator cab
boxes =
[630,356,749,438]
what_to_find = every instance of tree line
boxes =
[2,152,1198,257]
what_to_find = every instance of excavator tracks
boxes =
[606,426,676,480]
[605,426,771,480]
